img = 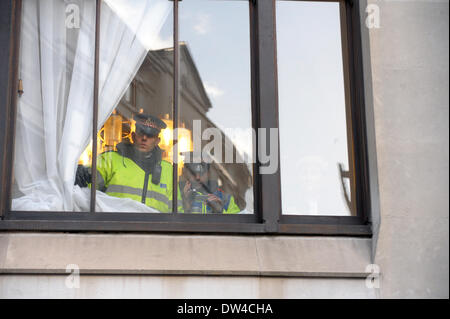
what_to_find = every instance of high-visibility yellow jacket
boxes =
[179,179,241,214]
[96,145,182,213]
[187,189,241,214]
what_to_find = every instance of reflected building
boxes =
[105,43,252,211]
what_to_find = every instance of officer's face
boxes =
[194,171,208,184]
[132,131,160,153]
[185,167,209,186]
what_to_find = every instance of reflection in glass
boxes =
[12,0,253,214]
[12,0,96,211]
[178,0,253,214]
[277,1,356,216]
[86,0,176,212]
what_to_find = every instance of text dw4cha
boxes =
[177,303,274,316]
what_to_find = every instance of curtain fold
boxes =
[12,0,170,212]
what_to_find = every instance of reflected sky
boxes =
[277,1,352,215]
[103,0,353,215]
[105,0,172,49]
[105,0,253,158]
[179,0,252,157]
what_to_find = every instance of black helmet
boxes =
[182,151,210,176]
[134,113,167,137]
[185,162,210,176]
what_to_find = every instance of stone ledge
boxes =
[0,233,372,277]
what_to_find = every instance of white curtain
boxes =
[12,0,170,212]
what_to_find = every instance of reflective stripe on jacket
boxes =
[190,190,241,214]
[96,151,182,213]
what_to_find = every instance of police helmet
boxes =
[133,113,167,138]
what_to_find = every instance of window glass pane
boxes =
[277,1,356,216]
[178,0,253,214]
[88,0,175,213]
[12,0,96,211]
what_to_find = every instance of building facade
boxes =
[0,0,448,299]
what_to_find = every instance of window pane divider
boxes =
[90,0,102,213]
[172,0,179,214]
[257,0,281,232]
[0,0,22,218]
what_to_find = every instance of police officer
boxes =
[180,152,240,214]
[75,113,181,213]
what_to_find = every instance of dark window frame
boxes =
[0,0,373,237]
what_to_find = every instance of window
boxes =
[277,1,355,216]
[0,0,372,236]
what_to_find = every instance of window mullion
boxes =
[172,0,179,214]
[257,0,281,232]
[0,0,21,219]
[90,0,102,213]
